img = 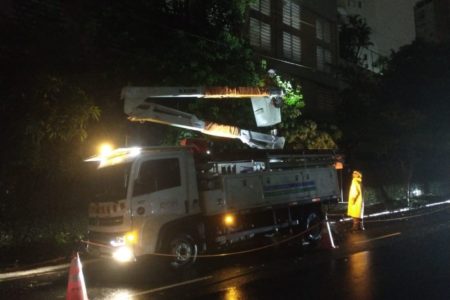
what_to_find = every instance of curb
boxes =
[0,262,71,282]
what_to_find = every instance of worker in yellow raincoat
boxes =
[347,170,365,231]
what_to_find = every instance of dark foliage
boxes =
[0,0,259,262]
[339,39,450,203]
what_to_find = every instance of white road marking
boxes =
[129,275,213,297]
[354,232,401,244]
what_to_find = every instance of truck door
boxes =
[132,157,186,215]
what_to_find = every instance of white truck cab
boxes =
[86,147,201,265]
[86,146,341,268]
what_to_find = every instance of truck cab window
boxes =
[134,158,181,196]
[91,163,131,202]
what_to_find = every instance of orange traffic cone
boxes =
[66,252,88,300]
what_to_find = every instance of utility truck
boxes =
[85,86,341,268]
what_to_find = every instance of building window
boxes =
[325,49,332,66]
[283,0,300,30]
[249,0,271,16]
[317,46,324,70]
[249,17,271,51]
[316,46,332,73]
[316,18,331,43]
[283,32,301,62]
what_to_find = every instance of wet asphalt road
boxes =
[1,204,449,300]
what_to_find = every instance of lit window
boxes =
[283,0,300,30]
[249,0,271,16]
[250,17,271,51]
[283,32,301,62]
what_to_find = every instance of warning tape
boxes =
[81,222,323,259]
[82,240,112,249]
[80,204,449,259]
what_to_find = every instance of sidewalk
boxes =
[328,199,450,219]
[0,260,70,282]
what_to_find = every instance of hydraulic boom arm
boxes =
[122,86,285,149]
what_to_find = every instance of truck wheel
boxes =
[305,211,322,242]
[167,234,198,269]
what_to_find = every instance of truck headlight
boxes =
[110,231,138,247]
[112,246,134,263]
[223,213,235,227]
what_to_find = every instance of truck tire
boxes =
[305,211,322,242]
[167,234,198,269]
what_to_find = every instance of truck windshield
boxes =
[91,163,131,202]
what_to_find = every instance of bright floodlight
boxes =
[99,143,114,156]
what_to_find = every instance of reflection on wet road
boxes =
[224,286,243,300]
[347,251,373,300]
[1,206,449,299]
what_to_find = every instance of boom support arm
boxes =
[122,86,285,149]
[126,102,285,149]
[122,86,282,127]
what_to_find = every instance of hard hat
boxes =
[352,170,362,178]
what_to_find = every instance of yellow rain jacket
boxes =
[347,176,364,218]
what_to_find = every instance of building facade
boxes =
[414,0,450,43]
[248,0,340,118]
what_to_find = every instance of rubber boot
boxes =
[351,218,359,232]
